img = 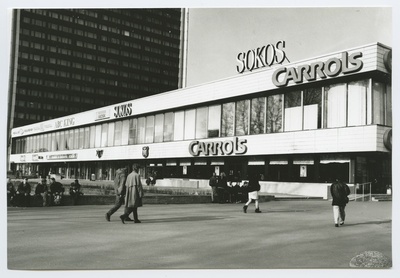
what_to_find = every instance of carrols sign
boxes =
[189,137,248,156]
[272,51,363,87]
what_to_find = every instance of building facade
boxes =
[9,43,392,198]
[8,8,184,129]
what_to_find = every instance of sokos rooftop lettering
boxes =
[236,41,287,73]
[114,103,132,118]
[189,137,248,156]
[272,51,363,87]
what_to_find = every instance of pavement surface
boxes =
[6,200,392,271]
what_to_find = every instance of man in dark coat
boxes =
[69,179,82,205]
[105,168,133,222]
[49,178,64,206]
[119,164,144,224]
[16,178,31,207]
[7,178,16,207]
[330,179,351,227]
[35,178,49,207]
[209,172,218,203]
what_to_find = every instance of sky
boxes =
[185,7,392,86]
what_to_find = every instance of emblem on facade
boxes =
[142,146,149,158]
[96,149,104,158]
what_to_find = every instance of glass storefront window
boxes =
[101,123,108,147]
[304,88,322,129]
[59,131,65,151]
[250,97,265,135]
[372,81,386,125]
[55,132,60,151]
[164,112,174,142]
[196,107,208,139]
[89,126,95,148]
[174,111,184,140]
[78,128,84,149]
[121,119,129,145]
[222,102,235,137]
[128,118,137,145]
[95,125,102,147]
[137,117,146,144]
[348,80,367,126]
[84,127,90,148]
[114,121,122,146]
[145,116,155,143]
[184,109,195,140]
[74,129,79,149]
[324,83,346,128]
[266,94,283,133]
[208,105,221,138]
[107,122,115,147]
[386,84,392,126]
[284,91,302,131]
[154,114,164,143]
[236,100,250,136]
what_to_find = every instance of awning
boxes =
[320,155,350,164]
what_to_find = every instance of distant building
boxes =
[8,8,184,130]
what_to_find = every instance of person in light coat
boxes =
[120,164,144,224]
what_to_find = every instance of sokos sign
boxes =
[189,137,248,156]
[272,51,363,87]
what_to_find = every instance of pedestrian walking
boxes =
[217,172,228,203]
[35,178,49,207]
[209,172,219,203]
[330,178,350,227]
[105,168,133,222]
[243,173,262,213]
[120,164,144,224]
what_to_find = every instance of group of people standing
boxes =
[209,172,262,213]
[7,177,82,207]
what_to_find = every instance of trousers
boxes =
[107,195,124,216]
[332,205,346,224]
[121,207,139,221]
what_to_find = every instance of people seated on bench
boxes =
[50,178,64,206]
[35,178,49,207]
[69,179,83,205]
[7,177,16,207]
[16,178,31,207]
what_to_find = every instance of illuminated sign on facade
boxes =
[236,41,287,73]
[189,137,248,156]
[272,51,363,87]
[54,117,75,129]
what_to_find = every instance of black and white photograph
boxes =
[1,0,398,277]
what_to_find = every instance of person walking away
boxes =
[330,178,350,227]
[209,172,219,203]
[69,179,82,205]
[35,178,49,207]
[105,168,133,222]
[16,178,31,207]
[120,164,144,224]
[49,178,64,206]
[243,174,262,213]
[7,178,16,207]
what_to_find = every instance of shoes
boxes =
[105,213,110,222]
[120,215,125,224]
[243,205,248,213]
[134,220,141,223]
[335,224,339,227]
[125,218,134,222]
[255,208,262,213]
[340,221,344,226]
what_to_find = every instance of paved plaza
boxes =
[6,199,393,272]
